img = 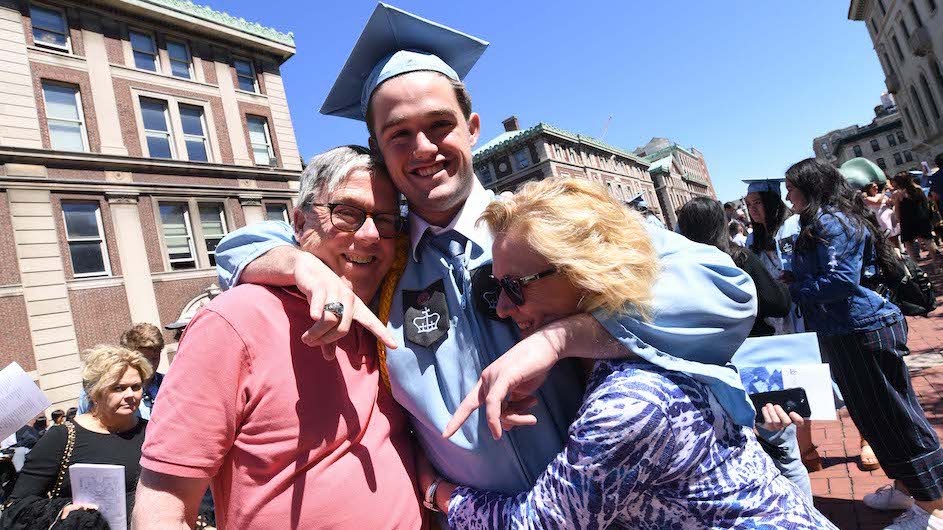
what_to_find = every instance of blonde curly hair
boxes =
[479,177,659,319]
[81,344,154,409]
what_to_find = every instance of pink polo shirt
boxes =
[141,285,423,530]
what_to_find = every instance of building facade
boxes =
[633,137,717,229]
[473,117,664,220]
[0,0,302,410]
[813,99,916,176]
[849,0,943,163]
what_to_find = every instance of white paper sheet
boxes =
[0,362,51,441]
[739,363,838,421]
[69,463,126,530]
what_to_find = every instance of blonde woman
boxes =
[434,178,834,529]
[5,345,151,528]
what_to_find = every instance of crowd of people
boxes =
[2,3,943,530]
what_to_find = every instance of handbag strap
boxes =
[48,422,76,499]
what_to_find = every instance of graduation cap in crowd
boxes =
[742,178,785,196]
[839,157,887,190]
[320,3,489,121]
[627,192,649,210]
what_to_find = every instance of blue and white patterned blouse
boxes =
[447,359,837,530]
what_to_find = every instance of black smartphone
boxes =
[751,387,812,423]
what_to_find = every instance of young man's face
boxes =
[369,71,480,225]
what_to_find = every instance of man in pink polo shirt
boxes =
[131,146,424,529]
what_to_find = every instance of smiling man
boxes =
[213,2,759,521]
[131,146,422,530]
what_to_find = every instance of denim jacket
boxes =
[788,211,901,336]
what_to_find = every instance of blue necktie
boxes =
[428,230,468,258]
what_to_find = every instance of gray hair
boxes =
[296,145,378,209]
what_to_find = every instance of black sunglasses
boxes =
[494,268,557,306]
[312,203,403,239]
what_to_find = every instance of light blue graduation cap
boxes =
[320,3,489,121]
[742,178,785,196]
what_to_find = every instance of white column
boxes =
[215,57,253,166]
[107,193,161,326]
[240,197,265,225]
[82,16,127,155]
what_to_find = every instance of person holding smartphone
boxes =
[786,158,943,530]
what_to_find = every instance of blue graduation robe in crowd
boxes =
[214,183,758,494]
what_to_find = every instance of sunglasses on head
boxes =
[493,268,557,306]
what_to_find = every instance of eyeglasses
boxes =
[494,268,557,306]
[312,203,403,239]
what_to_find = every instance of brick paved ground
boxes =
[813,255,943,530]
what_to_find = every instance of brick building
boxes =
[813,96,916,177]
[0,0,301,410]
[633,137,717,229]
[473,117,664,220]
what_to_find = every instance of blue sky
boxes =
[227,0,887,201]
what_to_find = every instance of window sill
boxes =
[234,88,265,97]
[110,62,218,90]
[27,46,87,67]
[29,43,74,55]
[66,276,124,291]
[151,269,217,283]
[0,284,24,297]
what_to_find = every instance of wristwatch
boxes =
[423,477,444,512]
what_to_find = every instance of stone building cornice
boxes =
[0,147,300,182]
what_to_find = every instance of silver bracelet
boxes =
[423,477,444,512]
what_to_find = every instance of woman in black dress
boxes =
[2,345,152,529]
[892,171,941,274]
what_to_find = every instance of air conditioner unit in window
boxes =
[269,156,279,168]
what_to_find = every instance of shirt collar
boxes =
[409,178,493,261]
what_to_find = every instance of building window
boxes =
[853,145,863,157]
[903,107,918,137]
[159,202,196,270]
[892,35,905,60]
[870,139,881,152]
[477,164,493,183]
[878,0,888,15]
[920,74,941,120]
[30,4,69,51]
[929,0,938,12]
[167,40,192,79]
[883,52,896,77]
[265,203,289,223]
[140,97,174,159]
[198,203,227,266]
[905,150,914,162]
[894,152,904,165]
[931,61,943,104]
[897,130,908,143]
[870,17,880,34]
[130,30,159,72]
[42,82,87,152]
[899,18,911,40]
[247,116,275,166]
[179,104,209,162]
[877,157,887,169]
[910,85,931,127]
[62,202,110,277]
[513,149,530,169]
[910,2,923,26]
[887,133,898,146]
[234,58,257,92]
